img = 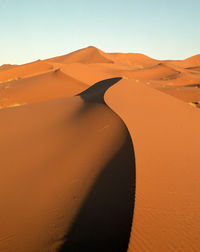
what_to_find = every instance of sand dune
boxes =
[0,64,18,71]
[107,52,159,68]
[0,69,87,108]
[47,46,159,69]
[59,63,113,85]
[46,46,114,64]
[0,46,200,251]
[0,78,134,252]
[0,60,53,83]
[168,54,200,68]
[112,63,181,81]
[105,79,200,252]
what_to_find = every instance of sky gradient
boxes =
[0,0,200,65]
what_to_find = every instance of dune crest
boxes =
[46,46,114,64]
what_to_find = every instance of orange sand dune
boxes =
[0,64,19,71]
[0,78,134,252]
[116,62,181,81]
[0,60,53,83]
[107,52,159,68]
[47,46,159,69]
[46,46,114,64]
[0,46,200,251]
[105,79,200,252]
[45,47,200,106]
[59,63,113,85]
[168,54,200,68]
[158,85,200,103]
[0,69,87,108]
[45,46,200,107]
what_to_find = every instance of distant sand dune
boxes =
[46,46,114,64]
[0,60,53,82]
[0,64,19,71]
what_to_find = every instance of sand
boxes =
[0,46,200,251]
[105,79,200,252]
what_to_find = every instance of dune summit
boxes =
[0,46,200,252]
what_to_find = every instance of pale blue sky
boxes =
[0,0,200,65]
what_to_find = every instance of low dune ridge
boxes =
[0,64,19,71]
[0,60,54,83]
[111,62,181,81]
[168,54,200,68]
[0,46,200,251]
[0,69,87,108]
[106,52,159,68]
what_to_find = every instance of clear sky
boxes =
[0,0,200,65]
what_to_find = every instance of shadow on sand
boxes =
[76,77,122,104]
[59,78,135,252]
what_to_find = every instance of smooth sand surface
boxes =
[0,69,87,108]
[105,79,200,252]
[0,46,200,251]
[0,61,53,82]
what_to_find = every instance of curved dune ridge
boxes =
[105,79,200,252]
[0,46,200,251]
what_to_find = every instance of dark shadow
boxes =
[183,83,200,88]
[59,134,135,252]
[59,77,135,251]
[76,77,122,104]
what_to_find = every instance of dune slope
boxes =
[0,61,53,82]
[0,78,135,252]
[0,69,87,108]
[105,79,200,252]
